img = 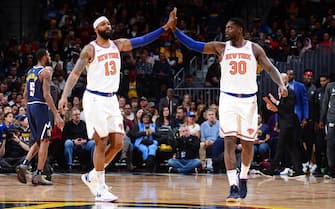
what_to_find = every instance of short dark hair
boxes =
[140,111,152,122]
[304,68,314,74]
[229,17,246,33]
[319,74,329,80]
[35,49,48,61]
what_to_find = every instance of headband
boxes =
[93,16,109,29]
[304,71,313,76]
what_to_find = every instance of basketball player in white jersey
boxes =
[58,10,176,202]
[170,11,288,202]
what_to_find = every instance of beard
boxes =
[97,29,112,40]
[225,34,232,41]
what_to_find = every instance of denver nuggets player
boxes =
[171,13,288,202]
[58,9,176,202]
[16,49,64,185]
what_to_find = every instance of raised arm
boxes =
[58,44,92,113]
[173,28,225,56]
[115,8,177,52]
[253,43,288,97]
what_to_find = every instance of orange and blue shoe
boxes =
[239,179,248,199]
[226,185,240,202]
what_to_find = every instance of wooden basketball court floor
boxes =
[0,172,334,209]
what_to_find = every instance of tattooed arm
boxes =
[58,44,93,113]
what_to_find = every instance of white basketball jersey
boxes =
[220,40,258,94]
[86,40,121,92]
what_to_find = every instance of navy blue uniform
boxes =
[26,66,52,141]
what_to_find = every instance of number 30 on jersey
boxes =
[229,60,246,75]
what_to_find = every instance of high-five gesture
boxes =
[163,7,177,31]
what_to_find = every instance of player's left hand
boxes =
[58,97,68,115]
[279,85,288,98]
[55,114,64,130]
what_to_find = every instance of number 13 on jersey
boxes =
[104,60,117,76]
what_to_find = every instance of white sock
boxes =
[240,163,250,179]
[88,168,96,181]
[227,169,238,186]
[96,171,105,189]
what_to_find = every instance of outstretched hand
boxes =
[279,85,288,98]
[163,7,177,31]
[58,97,68,116]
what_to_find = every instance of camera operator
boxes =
[167,124,201,174]
[16,114,30,144]
[0,127,29,173]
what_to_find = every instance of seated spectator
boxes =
[130,97,139,113]
[49,125,65,168]
[155,106,177,153]
[15,114,30,143]
[123,103,135,130]
[167,125,201,174]
[118,96,126,109]
[199,109,220,171]
[0,112,15,142]
[17,106,26,116]
[181,94,192,112]
[254,113,271,163]
[63,107,94,171]
[148,102,159,123]
[155,105,177,129]
[130,111,158,172]
[185,111,200,138]
[0,126,29,173]
[195,103,207,124]
[175,106,186,128]
[139,96,149,111]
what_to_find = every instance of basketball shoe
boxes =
[239,179,248,198]
[32,174,53,185]
[95,185,118,202]
[16,164,28,184]
[82,173,98,195]
[226,185,240,202]
[82,173,112,195]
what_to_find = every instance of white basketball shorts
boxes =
[219,92,258,141]
[82,90,124,139]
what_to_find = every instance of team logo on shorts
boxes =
[247,128,255,135]
[119,123,124,131]
[47,129,52,137]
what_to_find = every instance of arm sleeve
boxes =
[130,27,164,49]
[174,29,205,53]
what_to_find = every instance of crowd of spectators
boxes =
[0,0,334,175]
